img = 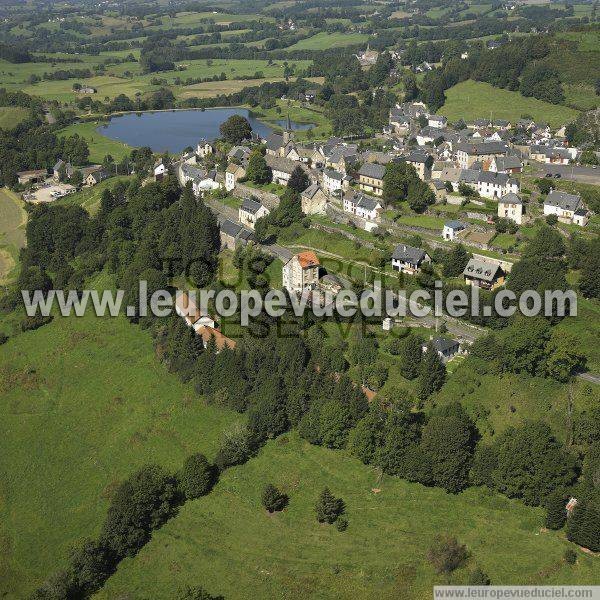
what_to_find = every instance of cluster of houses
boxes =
[17,159,110,189]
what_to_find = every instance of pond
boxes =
[97,108,314,153]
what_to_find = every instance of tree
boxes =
[245,149,272,184]
[178,453,216,500]
[398,334,423,380]
[69,539,115,596]
[315,488,345,524]
[579,237,600,300]
[407,180,435,213]
[417,342,446,400]
[287,165,309,193]
[567,501,600,552]
[544,489,567,530]
[214,422,253,471]
[261,484,289,512]
[319,399,353,449]
[348,405,386,464]
[420,403,477,493]
[545,331,586,382]
[427,534,468,575]
[520,64,564,104]
[442,245,470,277]
[101,464,179,559]
[219,115,252,144]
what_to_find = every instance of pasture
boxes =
[58,121,132,163]
[0,188,27,283]
[0,106,29,129]
[98,431,598,600]
[0,312,240,597]
[438,80,579,128]
[286,32,369,51]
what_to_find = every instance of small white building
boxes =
[343,191,383,222]
[391,244,431,274]
[154,161,167,180]
[225,163,246,192]
[476,171,519,200]
[197,140,214,158]
[443,220,467,241]
[544,190,587,226]
[282,251,320,295]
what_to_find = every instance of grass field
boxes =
[0,312,240,596]
[286,32,369,51]
[98,431,599,600]
[58,121,132,162]
[57,175,134,214]
[438,80,579,128]
[0,106,29,130]
[0,188,27,283]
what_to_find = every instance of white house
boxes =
[343,191,383,222]
[428,115,447,129]
[225,163,246,192]
[322,169,347,196]
[391,244,431,274]
[154,160,167,180]
[497,192,524,225]
[197,140,214,158]
[443,220,467,241]
[544,190,587,226]
[476,171,519,199]
[282,251,320,295]
[239,198,269,229]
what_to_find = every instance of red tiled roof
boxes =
[297,251,320,269]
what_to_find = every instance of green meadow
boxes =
[0,106,30,129]
[58,121,132,163]
[0,188,27,283]
[0,313,240,596]
[98,431,598,600]
[438,80,579,128]
[286,32,369,51]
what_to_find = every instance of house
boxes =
[265,129,295,158]
[544,190,586,226]
[405,152,432,180]
[239,198,269,229]
[225,163,246,192]
[53,159,73,181]
[265,155,308,186]
[475,171,519,200]
[428,115,447,129]
[430,179,447,201]
[178,163,220,195]
[389,108,411,134]
[196,325,236,352]
[391,244,431,274]
[301,183,328,215]
[219,219,256,250]
[304,89,318,102]
[456,142,508,169]
[530,145,570,165]
[326,145,359,173]
[322,169,349,196]
[443,220,467,241]
[343,190,383,222]
[196,140,213,158]
[79,86,96,94]
[489,155,523,174]
[175,291,216,332]
[423,337,460,362]
[463,258,505,290]
[283,251,320,295]
[154,160,167,181]
[16,169,47,185]
[358,162,385,196]
[497,192,524,225]
[355,45,379,66]
[227,145,251,163]
[84,168,109,186]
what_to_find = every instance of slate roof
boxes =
[392,244,428,264]
[302,183,323,199]
[220,219,256,242]
[463,258,503,282]
[265,133,284,152]
[477,171,510,186]
[545,190,582,212]
[358,162,386,180]
[347,191,380,211]
[240,198,264,214]
[457,141,507,155]
[323,169,344,181]
[493,156,522,170]
[406,151,431,164]
[431,337,460,353]
[499,192,522,205]
[445,220,467,230]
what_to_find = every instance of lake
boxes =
[97,108,314,153]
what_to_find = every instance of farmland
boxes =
[0,188,27,283]
[438,80,579,127]
[0,106,29,129]
[58,121,132,163]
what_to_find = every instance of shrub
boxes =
[178,453,216,500]
[564,549,577,565]
[336,516,349,531]
[214,423,254,471]
[427,534,468,575]
[21,314,53,332]
[0,332,8,345]
[315,487,345,524]
[261,484,289,513]
[546,214,558,225]
[468,567,491,585]
[544,490,567,530]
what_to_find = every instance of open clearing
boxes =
[58,121,132,162]
[286,32,369,51]
[438,80,579,128]
[0,312,239,596]
[98,431,598,600]
[0,188,27,282]
[0,106,29,129]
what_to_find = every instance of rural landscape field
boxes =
[0,0,599,598]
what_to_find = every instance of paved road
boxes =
[529,161,600,185]
[577,371,600,385]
